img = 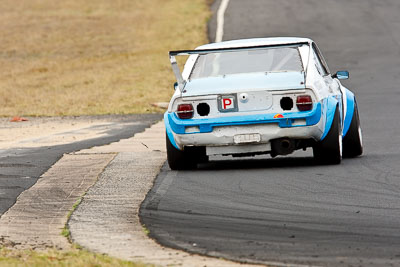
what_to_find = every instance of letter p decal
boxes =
[223,98,233,109]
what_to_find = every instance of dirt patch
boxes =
[0,115,157,149]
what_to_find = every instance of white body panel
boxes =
[173,119,324,152]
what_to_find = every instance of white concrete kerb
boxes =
[215,0,230,42]
[68,120,265,266]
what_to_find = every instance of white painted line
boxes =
[215,0,230,42]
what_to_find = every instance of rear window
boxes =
[190,46,303,80]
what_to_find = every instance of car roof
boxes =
[196,37,313,50]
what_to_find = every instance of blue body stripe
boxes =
[164,112,180,150]
[320,96,339,140]
[343,89,355,137]
[166,102,322,135]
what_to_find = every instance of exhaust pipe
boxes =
[271,138,295,156]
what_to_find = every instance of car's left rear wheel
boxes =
[166,133,207,170]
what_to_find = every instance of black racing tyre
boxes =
[166,133,197,170]
[343,102,363,157]
[313,107,342,164]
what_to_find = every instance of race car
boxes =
[165,37,363,170]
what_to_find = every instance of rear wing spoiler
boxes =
[169,42,310,92]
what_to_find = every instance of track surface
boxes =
[0,114,161,215]
[141,1,400,266]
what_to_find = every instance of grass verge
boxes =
[0,0,210,116]
[61,197,82,239]
[0,247,153,267]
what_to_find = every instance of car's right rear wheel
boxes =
[313,107,342,164]
[343,102,363,157]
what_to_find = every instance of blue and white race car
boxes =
[165,37,363,170]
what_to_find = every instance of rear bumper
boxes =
[165,102,324,152]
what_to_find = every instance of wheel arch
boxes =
[320,96,339,141]
[164,112,180,150]
[343,89,356,137]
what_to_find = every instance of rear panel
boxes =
[171,89,318,119]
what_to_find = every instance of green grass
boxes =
[0,247,153,267]
[61,198,82,239]
[0,0,210,116]
[142,225,150,236]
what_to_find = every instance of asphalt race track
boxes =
[141,1,400,266]
[0,114,161,215]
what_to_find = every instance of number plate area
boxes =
[233,133,261,144]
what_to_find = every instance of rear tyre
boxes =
[166,133,197,170]
[343,102,363,157]
[313,107,342,164]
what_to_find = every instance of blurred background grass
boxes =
[0,0,210,116]
[0,247,153,267]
